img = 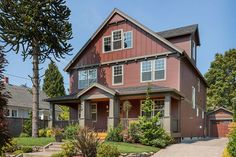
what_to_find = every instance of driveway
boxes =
[152,138,228,157]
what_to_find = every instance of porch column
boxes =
[108,97,120,129]
[49,103,55,128]
[163,95,171,134]
[79,100,91,128]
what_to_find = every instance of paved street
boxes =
[152,138,228,157]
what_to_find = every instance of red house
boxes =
[46,9,207,139]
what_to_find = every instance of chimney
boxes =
[3,77,9,84]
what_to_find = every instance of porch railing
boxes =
[120,118,138,129]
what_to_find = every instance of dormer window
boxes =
[112,30,123,50]
[103,29,133,53]
[192,40,196,61]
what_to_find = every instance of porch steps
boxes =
[98,132,107,140]
[23,142,63,157]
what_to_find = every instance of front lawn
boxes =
[14,137,55,146]
[105,142,160,153]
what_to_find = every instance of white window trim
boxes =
[196,107,199,117]
[192,86,196,109]
[91,103,97,122]
[78,69,97,89]
[202,110,204,119]
[192,40,196,60]
[111,29,123,52]
[197,78,200,92]
[112,64,124,86]
[140,58,166,83]
[140,99,165,117]
[123,31,133,50]
[103,35,112,53]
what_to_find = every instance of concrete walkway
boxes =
[152,138,228,157]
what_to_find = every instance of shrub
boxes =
[46,129,53,137]
[21,146,33,153]
[39,129,46,137]
[222,148,232,157]
[13,150,24,156]
[51,152,64,157]
[106,125,123,142]
[227,123,236,157]
[97,143,120,157]
[64,124,80,139]
[72,127,100,157]
[2,139,19,153]
[127,122,140,143]
[61,141,77,157]
[23,112,32,136]
[19,133,30,137]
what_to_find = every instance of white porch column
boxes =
[163,95,171,134]
[108,97,120,129]
[79,100,91,128]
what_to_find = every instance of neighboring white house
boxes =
[3,77,61,120]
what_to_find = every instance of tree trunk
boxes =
[32,40,40,138]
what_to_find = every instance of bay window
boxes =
[78,69,97,89]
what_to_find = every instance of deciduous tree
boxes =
[0,0,73,137]
[205,49,236,111]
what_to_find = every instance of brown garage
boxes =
[207,107,233,137]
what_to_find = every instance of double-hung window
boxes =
[91,103,97,122]
[124,31,132,49]
[141,61,152,82]
[78,69,97,89]
[192,86,196,109]
[12,109,18,117]
[154,58,165,80]
[141,58,166,82]
[112,30,122,50]
[112,65,123,85]
[103,36,111,52]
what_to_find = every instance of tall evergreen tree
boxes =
[0,48,10,153]
[205,49,236,111]
[0,0,72,137]
[43,62,69,120]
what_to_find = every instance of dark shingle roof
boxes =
[157,24,198,39]
[45,93,78,102]
[5,84,59,110]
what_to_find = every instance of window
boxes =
[141,61,152,82]
[103,36,111,52]
[78,69,97,89]
[124,31,132,49]
[192,40,196,60]
[202,110,204,119]
[192,86,196,109]
[197,78,200,92]
[91,103,97,122]
[12,109,18,117]
[5,109,10,117]
[196,108,199,117]
[141,58,166,82]
[112,65,123,85]
[112,30,122,50]
[154,58,165,80]
[140,99,164,117]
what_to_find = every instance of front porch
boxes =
[45,83,183,137]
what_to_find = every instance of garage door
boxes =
[210,120,231,137]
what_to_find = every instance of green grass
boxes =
[14,137,55,146]
[104,142,160,153]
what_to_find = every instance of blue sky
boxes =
[5,0,236,91]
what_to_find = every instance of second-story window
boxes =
[141,58,166,82]
[112,65,123,85]
[192,40,196,61]
[78,69,97,89]
[192,86,196,109]
[112,30,122,50]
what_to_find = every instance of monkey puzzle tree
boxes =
[0,0,73,137]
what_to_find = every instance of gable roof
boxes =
[207,107,233,115]
[64,8,184,72]
[5,84,51,110]
[157,24,200,45]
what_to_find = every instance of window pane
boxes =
[114,66,122,75]
[142,72,152,81]
[124,32,132,48]
[104,36,111,52]
[88,69,97,85]
[113,31,121,40]
[92,113,96,121]
[113,41,122,50]
[12,110,17,117]
[155,59,164,70]
[113,30,122,50]
[142,61,152,72]
[114,75,122,84]
[79,70,87,80]
[155,70,165,80]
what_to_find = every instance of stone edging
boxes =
[119,152,154,157]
